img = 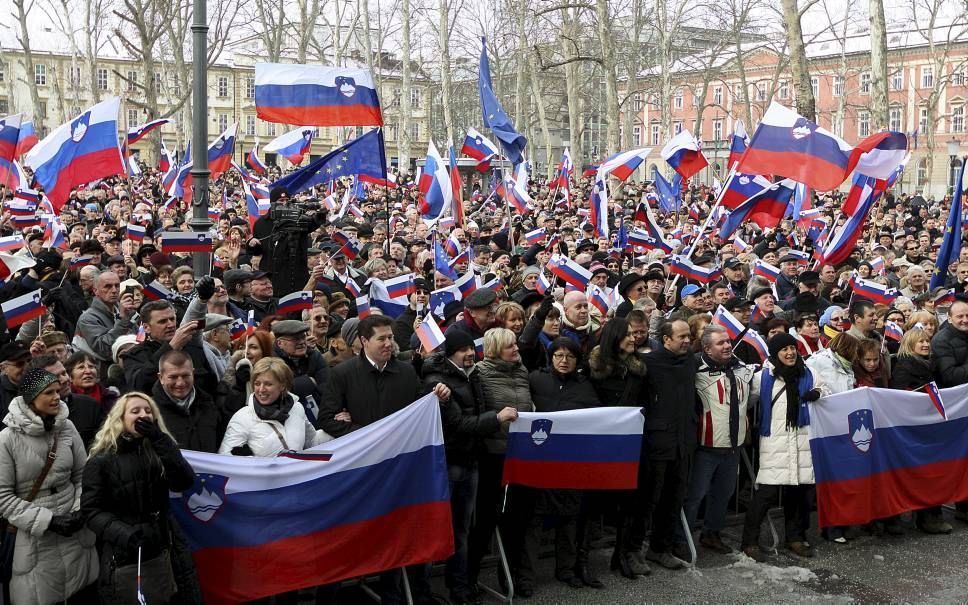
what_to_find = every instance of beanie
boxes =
[341,318,361,347]
[270,186,288,205]
[19,368,59,406]
[444,330,475,357]
[767,332,799,359]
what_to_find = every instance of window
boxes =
[811,77,819,100]
[267,123,276,137]
[69,67,81,86]
[674,92,683,110]
[38,101,47,119]
[922,65,934,88]
[651,123,660,146]
[674,121,683,134]
[953,105,965,133]
[633,94,643,111]
[891,69,903,90]
[390,88,401,108]
[0,100,7,114]
[217,76,228,97]
[756,82,766,101]
[779,81,789,100]
[34,64,47,86]
[889,107,902,131]
[218,113,228,132]
[860,72,871,95]
[410,121,420,141]
[632,126,641,146]
[127,71,138,92]
[154,73,162,95]
[96,68,108,90]
[953,68,966,87]
[127,109,138,127]
[733,83,746,103]
[713,119,723,141]
[920,107,929,133]
[245,77,255,99]
[916,158,928,187]
[858,111,870,137]
[387,123,397,142]
[0,62,4,83]
[833,76,843,97]
[410,88,422,109]
[713,86,722,105]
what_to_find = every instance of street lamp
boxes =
[189,0,212,275]
[947,139,961,195]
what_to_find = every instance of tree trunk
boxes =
[868,0,890,131]
[439,0,455,144]
[14,0,45,131]
[782,0,814,120]
[399,0,412,174]
[561,8,583,167]
[528,50,554,180]
[596,0,620,154]
[514,0,527,127]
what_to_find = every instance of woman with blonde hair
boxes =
[495,301,527,337]
[219,358,333,457]
[905,311,939,338]
[82,391,197,604]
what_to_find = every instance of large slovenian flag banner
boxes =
[24,97,125,210]
[255,64,383,127]
[0,113,23,188]
[661,130,708,180]
[172,394,453,604]
[808,382,968,527]
[503,407,645,490]
[737,102,906,191]
[264,127,315,166]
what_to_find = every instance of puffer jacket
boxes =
[749,364,823,486]
[587,347,647,406]
[219,392,333,457]
[0,397,98,604]
[473,358,533,454]
[890,354,933,390]
[931,321,968,387]
[805,347,856,395]
[81,431,196,570]
[695,354,756,449]
[421,352,500,467]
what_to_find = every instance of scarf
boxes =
[822,324,841,342]
[167,388,197,413]
[702,354,741,447]
[254,394,295,424]
[73,383,103,405]
[759,358,813,436]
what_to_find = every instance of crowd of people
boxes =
[0,160,966,605]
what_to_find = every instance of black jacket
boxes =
[890,354,933,391]
[122,337,215,396]
[393,307,419,351]
[529,368,600,412]
[931,322,968,388]
[641,346,699,461]
[319,354,425,438]
[151,382,222,453]
[82,433,195,567]
[0,374,18,430]
[587,347,647,406]
[66,392,107,451]
[273,345,329,427]
[421,352,499,466]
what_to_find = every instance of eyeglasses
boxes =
[830,316,846,322]
[552,353,577,361]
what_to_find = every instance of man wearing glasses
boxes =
[271,320,330,427]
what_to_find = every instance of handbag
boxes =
[109,549,176,603]
[0,435,59,584]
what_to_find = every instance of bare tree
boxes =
[781,0,820,120]
[595,0,620,154]
[869,0,890,129]
[399,0,413,173]
[11,0,45,131]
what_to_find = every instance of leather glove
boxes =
[48,514,78,537]
[196,275,216,301]
[801,388,822,402]
[125,527,144,552]
[536,294,555,320]
[134,417,166,443]
[231,444,254,457]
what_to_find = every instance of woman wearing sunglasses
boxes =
[818,305,847,346]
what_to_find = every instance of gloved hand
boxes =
[801,389,822,402]
[125,527,144,553]
[536,294,555,320]
[231,444,254,457]
[196,275,216,301]
[134,417,166,443]
[48,514,78,537]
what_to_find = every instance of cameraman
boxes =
[251,187,324,297]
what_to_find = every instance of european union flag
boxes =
[653,168,681,213]
[271,129,387,195]
[930,158,966,289]
[435,239,458,280]
[479,38,527,165]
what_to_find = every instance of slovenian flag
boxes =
[884,321,903,342]
[24,98,125,210]
[171,394,453,603]
[460,127,500,171]
[264,127,315,166]
[127,118,170,146]
[161,232,213,253]
[598,147,653,182]
[277,291,314,315]
[661,130,708,180]
[246,145,268,175]
[503,407,645,490]
[418,141,452,221]
[384,273,416,299]
[15,119,38,157]
[0,234,25,253]
[126,223,146,242]
[548,254,592,290]
[667,256,723,283]
[144,280,174,301]
[1,289,47,328]
[0,114,22,189]
[455,271,478,299]
[524,228,546,245]
[414,313,446,352]
[752,259,781,282]
[255,63,384,127]
[355,295,371,319]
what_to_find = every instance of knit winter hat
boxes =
[767,333,799,359]
[19,368,59,406]
[444,330,475,357]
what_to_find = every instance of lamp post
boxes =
[947,139,961,196]
[189,0,212,275]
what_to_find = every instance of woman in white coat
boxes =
[219,357,333,458]
[0,369,98,603]
[741,334,825,561]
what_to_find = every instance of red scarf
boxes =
[72,384,103,405]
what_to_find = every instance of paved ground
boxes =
[456,511,968,604]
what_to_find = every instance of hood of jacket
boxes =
[4,395,69,437]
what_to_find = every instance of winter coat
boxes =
[273,345,330,426]
[890,354,934,390]
[0,374,19,430]
[81,431,196,578]
[641,346,699,461]
[749,365,821,486]
[473,358,533,454]
[695,354,756,449]
[931,322,968,387]
[528,368,600,412]
[65,392,107,451]
[151,382,223,453]
[421,352,501,467]
[0,397,98,604]
[558,308,602,356]
[219,392,333,457]
[319,354,425,438]
[805,348,856,395]
[74,297,136,363]
[122,336,216,397]
[392,306,419,351]
[587,347,647,406]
